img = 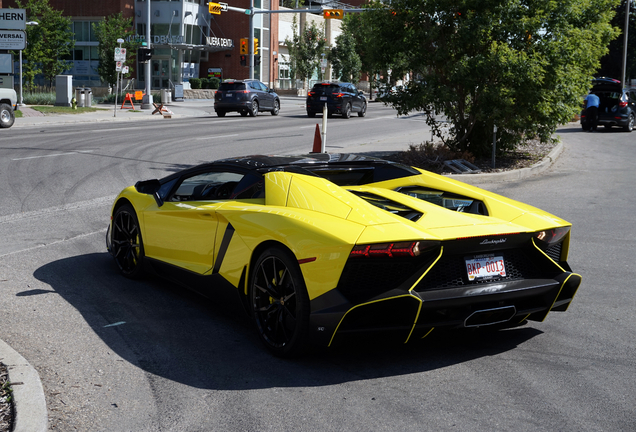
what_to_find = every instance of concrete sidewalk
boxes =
[12,98,218,128]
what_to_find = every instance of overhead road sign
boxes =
[0,30,26,50]
[0,9,26,30]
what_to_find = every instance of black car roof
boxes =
[156,154,420,186]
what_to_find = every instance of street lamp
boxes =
[19,21,39,107]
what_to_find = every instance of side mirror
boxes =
[135,179,164,207]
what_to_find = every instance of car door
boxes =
[348,84,361,111]
[257,81,274,109]
[141,170,246,274]
[249,81,268,110]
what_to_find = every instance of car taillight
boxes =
[350,241,438,258]
[533,227,570,248]
[620,101,628,108]
[334,93,344,98]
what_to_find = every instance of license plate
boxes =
[225,93,233,98]
[465,255,506,281]
[320,96,327,101]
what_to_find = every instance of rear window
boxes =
[219,82,246,91]
[311,84,341,95]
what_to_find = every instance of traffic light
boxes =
[240,55,247,67]
[254,38,259,55]
[240,38,248,55]
[323,9,344,19]
[138,48,152,63]
[254,55,261,66]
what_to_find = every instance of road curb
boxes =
[445,140,564,184]
[0,339,48,432]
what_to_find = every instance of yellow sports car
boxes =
[106,154,581,357]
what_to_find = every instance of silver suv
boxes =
[214,79,280,117]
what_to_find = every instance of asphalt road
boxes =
[0,103,634,431]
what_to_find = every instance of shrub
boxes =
[208,77,220,89]
[189,78,201,89]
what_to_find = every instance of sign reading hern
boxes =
[0,9,26,30]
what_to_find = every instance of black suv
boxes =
[214,79,280,117]
[581,78,635,132]
[306,82,367,118]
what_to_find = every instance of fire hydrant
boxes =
[71,97,77,109]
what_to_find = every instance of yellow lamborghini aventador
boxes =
[106,154,581,357]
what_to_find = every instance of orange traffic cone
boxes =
[311,124,322,153]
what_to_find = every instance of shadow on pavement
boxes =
[32,252,541,391]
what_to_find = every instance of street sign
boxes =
[116,61,123,72]
[0,30,25,50]
[0,9,26,30]
[114,47,127,62]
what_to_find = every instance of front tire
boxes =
[342,103,351,119]
[358,102,367,117]
[249,246,310,357]
[271,100,280,116]
[111,204,145,279]
[0,104,15,128]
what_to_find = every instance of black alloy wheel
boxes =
[271,100,280,116]
[250,246,310,357]
[111,204,145,278]
[249,100,259,117]
[342,103,351,119]
[358,102,367,117]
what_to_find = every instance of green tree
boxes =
[327,30,362,83]
[92,13,139,88]
[358,0,620,156]
[285,17,327,88]
[597,0,636,81]
[15,0,75,90]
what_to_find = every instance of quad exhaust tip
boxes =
[464,306,517,328]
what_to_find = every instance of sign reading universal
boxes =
[0,30,25,50]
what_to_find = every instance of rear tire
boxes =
[307,111,316,118]
[216,111,226,117]
[249,246,310,357]
[0,104,15,128]
[623,114,634,132]
[249,100,259,117]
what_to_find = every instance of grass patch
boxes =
[29,106,105,114]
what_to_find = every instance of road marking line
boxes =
[12,150,94,161]
[194,134,239,140]
[103,322,126,328]
[0,196,116,224]
[0,229,106,259]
